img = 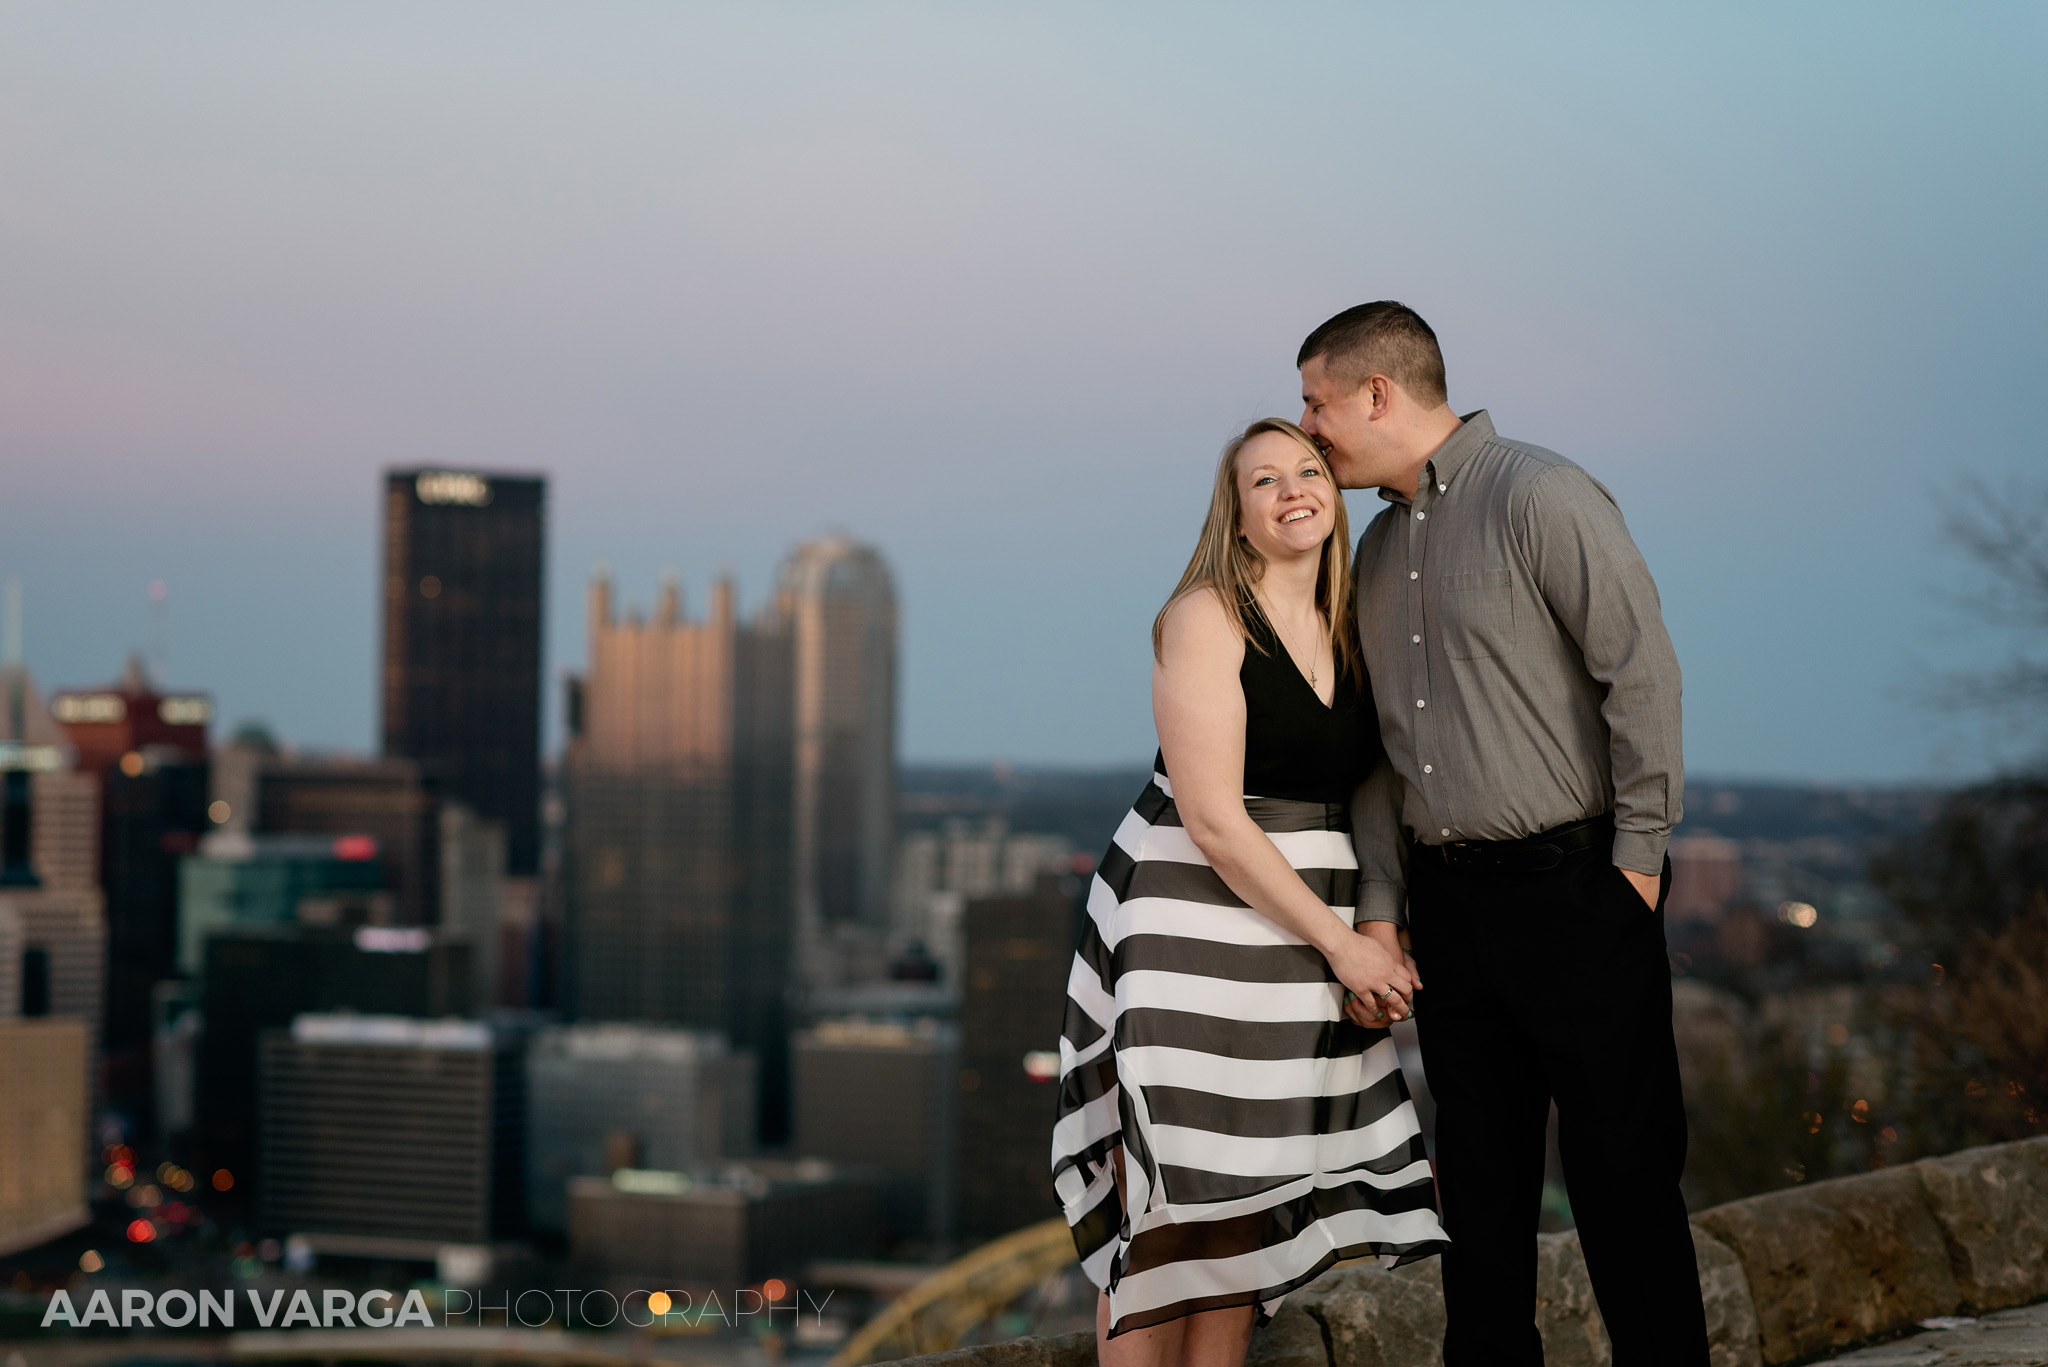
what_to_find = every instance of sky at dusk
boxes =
[2,3,2043,783]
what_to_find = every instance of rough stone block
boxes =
[1533,1231,1607,1367]
[1694,1167,1962,1364]
[1246,1301,1331,1367]
[1526,1227,1758,1367]
[948,1331,1097,1367]
[881,1346,989,1367]
[881,1330,1094,1367]
[1295,1259,1446,1367]
[868,1216,1758,1367]
[1816,1301,2048,1364]
[1913,1135,2048,1313]
[1285,1230,1758,1367]
[1693,1223,1765,1367]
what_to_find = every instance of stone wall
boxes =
[870,1135,2048,1367]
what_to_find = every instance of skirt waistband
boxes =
[1148,773,1351,832]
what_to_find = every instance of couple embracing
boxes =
[1052,303,1706,1367]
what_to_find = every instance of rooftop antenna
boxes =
[1,574,39,887]
[2,575,20,669]
[148,579,169,685]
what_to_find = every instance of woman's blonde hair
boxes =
[1151,417,1362,680]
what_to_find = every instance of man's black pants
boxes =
[1407,834,1709,1366]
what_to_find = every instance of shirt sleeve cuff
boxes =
[1357,881,1407,928]
[1611,828,1669,877]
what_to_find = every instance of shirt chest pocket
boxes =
[1436,567,1516,660]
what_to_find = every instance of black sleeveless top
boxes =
[1156,604,1384,805]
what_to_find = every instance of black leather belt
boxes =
[1411,813,1613,875]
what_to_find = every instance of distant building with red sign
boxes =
[50,655,210,777]
[47,654,212,1107]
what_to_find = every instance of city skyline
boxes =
[5,9,2045,1343]
[2,5,2044,785]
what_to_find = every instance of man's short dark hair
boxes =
[1296,301,1447,406]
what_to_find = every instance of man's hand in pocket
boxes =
[1621,867,1659,909]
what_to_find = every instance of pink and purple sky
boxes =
[3,3,2043,781]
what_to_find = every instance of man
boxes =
[1298,301,1707,1366]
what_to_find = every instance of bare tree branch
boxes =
[1932,477,2048,713]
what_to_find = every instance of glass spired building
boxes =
[380,469,545,875]
[778,538,897,970]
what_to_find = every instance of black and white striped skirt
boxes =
[1050,772,1446,1336]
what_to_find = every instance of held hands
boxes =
[1332,920,1419,1028]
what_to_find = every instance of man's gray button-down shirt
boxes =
[1352,410,1683,925]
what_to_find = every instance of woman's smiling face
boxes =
[1236,429,1334,563]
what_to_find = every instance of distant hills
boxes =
[900,765,1946,860]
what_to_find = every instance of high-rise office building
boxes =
[0,661,98,894]
[47,661,210,1084]
[197,925,474,1198]
[225,744,509,949]
[0,657,107,1097]
[792,1017,955,1247]
[49,654,210,775]
[568,1162,880,1285]
[525,1023,756,1234]
[562,571,794,1136]
[0,671,107,1171]
[3,619,121,1157]
[381,468,545,875]
[26,767,98,896]
[0,889,107,1027]
[176,831,388,973]
[98,752,209,1051]
[956,873,1079,1241]
[778,538,897,981]
[252,755,440,924]
[439,802,507,1007]
[0,661,99,898]
[0,1017,91,1258]
[892,819,1074,991]
[259,1014,524,1250]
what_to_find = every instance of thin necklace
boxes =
[1257,592,1325,691]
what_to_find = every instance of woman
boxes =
[1051,418,1447,1367]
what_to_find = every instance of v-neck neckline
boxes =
[1250,600,1336,712]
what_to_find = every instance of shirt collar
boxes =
[1376,409,1493,505]
[1425,410,1493,491]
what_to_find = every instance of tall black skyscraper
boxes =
[48,661,211,1123]
[381,469,544,875]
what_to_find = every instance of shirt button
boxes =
[1415,511,1426,521]
[1440,828,1451,837]
[1412,635,1421,644]
[1409,571,1419,580]
[1415,699,1426,709]
[1438,484,1447,493]
[1423,765,1433,774]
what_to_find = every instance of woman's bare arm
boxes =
[1153,589,1414,1008]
